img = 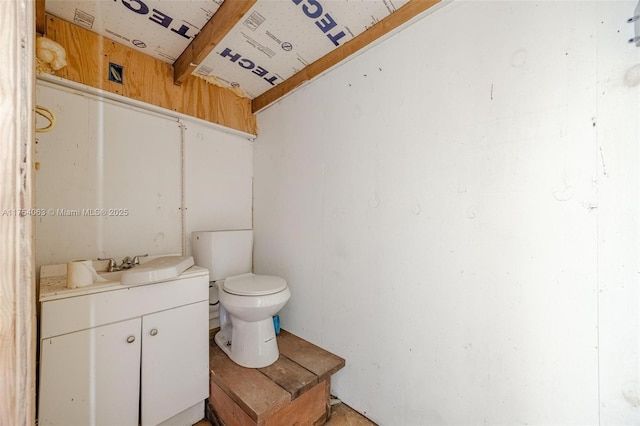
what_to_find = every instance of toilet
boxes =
[192,230,291,368]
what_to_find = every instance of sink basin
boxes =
[97,270,125,282]
[120,256,194,286]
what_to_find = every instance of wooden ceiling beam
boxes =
[252,0,442,113]
[36,0,46,34]
[173,0,257,86]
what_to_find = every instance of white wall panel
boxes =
[35,86,95,268]
[35,82,254,274]
[35,83,181,269]
[98,100,182,258]
[595,2,640,423]
[253,1,640,424]
[183,119,253,256]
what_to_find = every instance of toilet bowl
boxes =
[192,230,291,368]
[215,273,291,368]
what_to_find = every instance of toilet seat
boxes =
[223,273,287,296]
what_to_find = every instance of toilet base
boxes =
[214,317,279,368]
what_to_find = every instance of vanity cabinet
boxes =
[38,268,209,426]
[39,318,142,425]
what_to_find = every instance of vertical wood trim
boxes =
[0,1,37,425]
[36,0,46,35]
[173,0,257,85]
[251,0,442,112]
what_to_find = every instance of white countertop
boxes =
[40,259,208,302]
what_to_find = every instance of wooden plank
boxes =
[316,379,332,426]
[251,0,441,112]
[258,355,318,399]
[209,381,257,426]
[43,14,257,135]
[36,0,46,34]
[0,1,37,425]
[209,341,291,423]
[277,330,345,382]
[263,378,330,426]
[174,0,257,85]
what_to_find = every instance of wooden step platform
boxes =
[207,329,345,426]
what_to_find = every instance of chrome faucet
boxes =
[120,254,148,270]
[98,258,118,272]
[98,254,148,271]
[120,256,133,269]
[132,254,148,266]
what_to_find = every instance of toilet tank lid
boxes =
[224,273,287,296]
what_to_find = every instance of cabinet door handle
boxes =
[126,336,135,343]
[150,329,158,336]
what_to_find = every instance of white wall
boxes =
[184,119,253,257]
[253,1,640,424]
[35,83,182,268]
[35,82,253,272]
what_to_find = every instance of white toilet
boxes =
[192,230,291,368]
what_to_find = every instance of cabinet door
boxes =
[140,301,209,426]
[39,318,141,426]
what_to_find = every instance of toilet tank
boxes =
[192,230,253,281]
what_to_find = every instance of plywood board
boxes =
[43,14,257,135]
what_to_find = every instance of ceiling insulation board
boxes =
[45,0,223,63]
[45,0,410,99]
[194,0,409,98]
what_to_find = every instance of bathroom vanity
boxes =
[38,263,210,426]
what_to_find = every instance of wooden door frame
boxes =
[0,1,37,425]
